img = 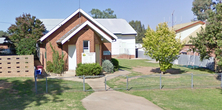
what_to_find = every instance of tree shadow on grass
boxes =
[151,68,186,74]
[0,77,74,110]
[177,65,215,74]
[119,65,132,70]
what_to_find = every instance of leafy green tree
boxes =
[8,13,45,55]
[90,8,117,18]
[190,3,222,72]
[0,30,9,37]
[191,0,222,21]
[129,20,146,43]
[143,22,183,73]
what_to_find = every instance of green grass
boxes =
[107,59,222,109]
[118,59,215,74]
[0,77,92,110]
[118,59,159,70]
[123,88,222,110]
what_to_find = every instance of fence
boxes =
[34,73,222,94]
[106,73,222,90]
[0,55,34,77]
[174,55,214,70]
[136,49,215,70]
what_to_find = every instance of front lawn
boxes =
[0,77,92,110]
[124,88,222,110]
[107,59,222,109]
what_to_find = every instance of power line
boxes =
[0,22,12,24]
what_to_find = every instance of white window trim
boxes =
[83,40,90,53]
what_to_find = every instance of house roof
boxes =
[40,19,64,31]
[172,21,205,44]
[171,21,205,32]
[0,37,11,44]
[39,9,117,42]
[181,24,206,44]
[57,21,113,44]
[95,19,137,35]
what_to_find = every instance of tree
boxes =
[143,22,183,73]
[0,30,9,37]
[190,3,222,72]
[129,20,146,43]
[90,8,117,18]
[191,0,222,21]
[8,13,45,55]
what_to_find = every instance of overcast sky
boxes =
[0,0,194,31]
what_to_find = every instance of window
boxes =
[83,40,90,53]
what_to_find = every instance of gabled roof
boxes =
[57,21,113,44]
[171,21,205,32]
[95,19,137,35]
[41,19,64,31]
[39,9,117,42]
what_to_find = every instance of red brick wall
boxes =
[39,13,113,71]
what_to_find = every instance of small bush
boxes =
[46,61,53,72]
[102,60,114,73]
[111,58,119,71]
[76,63,102,76]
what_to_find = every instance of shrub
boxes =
[76,63,102,76]
[111,58,119,71]
[46,61,53,72]
[49,43,65,74]
[102,60,114,73]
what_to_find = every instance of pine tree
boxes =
[129,20,146,43]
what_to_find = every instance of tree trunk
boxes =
[161,71,164,74]
[214,57,221,73]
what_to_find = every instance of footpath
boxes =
[81,70,163,110]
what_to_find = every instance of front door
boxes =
[68,45,76,70]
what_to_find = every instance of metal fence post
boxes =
[160,73,162,89]
[220,73,222,88]
[191,73,193,89]
[83,75,85,92]
[126,76,128,90]
[34,73,37,94]
[46,77,48,93]
[105,77,106,91]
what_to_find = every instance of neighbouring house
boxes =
[0,36,14,55]
[95,19,137,59]
[172,21,206,56]
[38,9,136,71]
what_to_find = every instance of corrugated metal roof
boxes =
[41,18,137,35]
[40,19,64,31]
[95,19,137,35]
[0,37,6,44]
[57,24,82,43]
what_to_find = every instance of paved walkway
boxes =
[48,70,162,110]
[81,70,163,110]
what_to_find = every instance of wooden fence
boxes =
[0,55,34,77]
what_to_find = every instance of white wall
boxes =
[176,24,202,40]
[112,35,135,55]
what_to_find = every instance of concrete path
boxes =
[81,70,163,110]
[48,70,162,110]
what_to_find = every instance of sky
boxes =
[0,0,194,31]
